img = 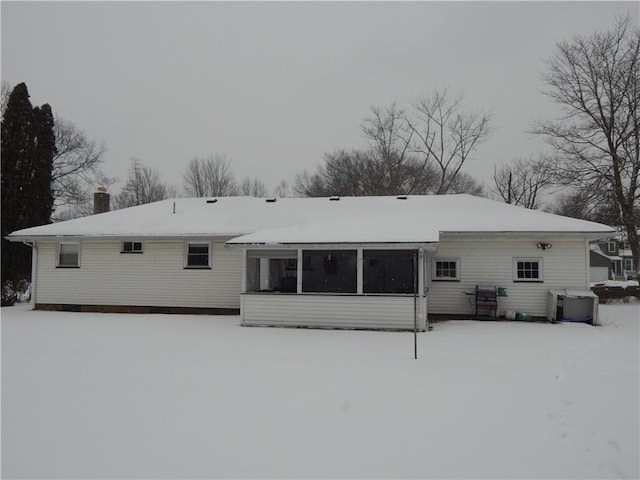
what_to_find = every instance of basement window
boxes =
[513,258,543,282]
[121,241,143,254]
[57,242,80,268]
[185,242,211,268]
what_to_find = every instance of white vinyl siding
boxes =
[426,236,589,317]
[35,240,241,308]
[242,294,422,330]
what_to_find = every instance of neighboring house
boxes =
[592,233,638,280]
[7,194,614,331]
[589,248,613,282]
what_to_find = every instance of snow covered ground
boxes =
[2,302,638,479]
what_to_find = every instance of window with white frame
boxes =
[57,242,80,267]
[607,241,617,253]
[185,242,211,268]
[623,241,631,250]
[432,258,460,281]
[513,258,543,282]
[121,241,143,253]
[624,258,634,272]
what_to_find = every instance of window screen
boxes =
[363,250,417,294]
[302,250,356,293]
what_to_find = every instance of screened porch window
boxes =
[246,255,297,293]
[302,250,357,293]
[363,250,417,294]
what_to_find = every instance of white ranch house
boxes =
[8,194,613,330]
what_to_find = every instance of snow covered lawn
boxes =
[2,303,638,479]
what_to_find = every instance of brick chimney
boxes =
[93,186,110,214]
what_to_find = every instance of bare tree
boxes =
[407,88,493,194]
[183,154,238,197]
[491,156,554,209]
[113,159,170,209]
[51,117,108,218]
[535,15,640,267]
[446,171,485,196]
[3,82,109,220]
[274,179,292,198]
[53,173,118,221]
[1,80,11,115]
[239,177,267,197]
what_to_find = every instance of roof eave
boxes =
[440,230,615,240]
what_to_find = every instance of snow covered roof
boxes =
[8,194,615,245]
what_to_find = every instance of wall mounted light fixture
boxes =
[536,242,552,250]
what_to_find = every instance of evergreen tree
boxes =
[1,83,55,305]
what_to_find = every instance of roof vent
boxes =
[265,198,277,203]
[397,195,408,200]
[206,198,218,204]
[329,196,340,201]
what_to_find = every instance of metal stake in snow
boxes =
[413,252,418,359]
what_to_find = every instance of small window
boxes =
[121,241,143,254]
[623,241,631,250]
[57,242,80,268]
[432,258,460,281]
[185,242,211,268]
[514,258,543,282]
[623,258,634,272]
[607,241,617,253]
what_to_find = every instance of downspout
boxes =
[22,241,37,308]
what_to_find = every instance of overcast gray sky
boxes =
[2,1,638,195]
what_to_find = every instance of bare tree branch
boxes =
[407,87,493,194]
[534,15,640,268]
[491,156,555,209]
[182,154,238,197]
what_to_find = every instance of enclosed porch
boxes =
[239,246,432,331]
